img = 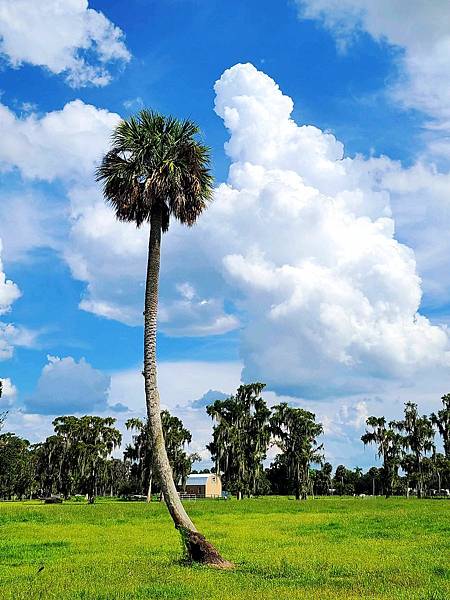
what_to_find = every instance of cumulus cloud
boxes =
[0,0,130,87]
[0,322,38,361]
[25,355,128,415]
[293,3,450,312]
[297,0,450,157]
[0,239,33,360]
[0,189,65,263]
[0,100,120,181]
[204,63,450,396]
[0,376,16,408]
[65,182,238,332]
[378,162,450,306]
[0,101,117,266]
[2,62,449,399]
[0,97,235,332]
[108,360,242,462]
[0,240,20,313]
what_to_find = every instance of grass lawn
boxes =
[0,496,449,599]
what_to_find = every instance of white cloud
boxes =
[25,354,127,415]
[1,410,55,443]
[379,162,450,306]
[2,63,449,400]
[203,63,450,396]
[3,359,448,467]
[0,97,235,333]
[297,0,450,157]
[159,283,239,336]
[0,322,39,361]
[0,100,117,266]
[108,360,243,462]
[0,238,30,360]
[109,361,243,414]
[0,376,16,408]
[0,190,64,263]
[65,184,237,332]
[0,100,120,182]
[293,3,450,314]
[0,239,20,313]
[0,0,130,87]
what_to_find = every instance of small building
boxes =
[184,473,222,498]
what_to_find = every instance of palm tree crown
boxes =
[96,110,213,231]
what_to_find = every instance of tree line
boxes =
[1,382,449,502]
[361,396,450,498]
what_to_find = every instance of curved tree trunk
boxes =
[143,207,232,568]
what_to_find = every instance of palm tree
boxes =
[392,402,435,498]
[125,412,198,502]
[97,110,230,567]
[361,416,402,498]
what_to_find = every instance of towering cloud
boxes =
[209,63,450,396]
[0,60,449,401]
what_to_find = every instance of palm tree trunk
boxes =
[143,207,231,568]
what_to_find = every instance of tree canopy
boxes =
[271,403,323,500]
[207,383,271,499]
[96,110,213,231]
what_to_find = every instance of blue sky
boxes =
[1,0,450,467]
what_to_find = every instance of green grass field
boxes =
[0,497,449,599]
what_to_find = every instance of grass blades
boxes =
[0,496,449,599]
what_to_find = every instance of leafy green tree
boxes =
[266,457,290,495]
[161,410,199,490]
[431,394,450,459]
[392,402,435,498]
[125,412,199,501]
[270,403,323,500]
[32,434,72,498]
[0,433,32,499]
[125,418,153,501]
[366,466,383,496]
[97,110,229,566]
[333,465,357,495]
[96,457,129,497]
[313,462,333,496]
[207,383,271,500]
[53,416,121,503]
[361,416,402,498]
[430,452,450,494]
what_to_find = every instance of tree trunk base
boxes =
[180,529,233,569]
